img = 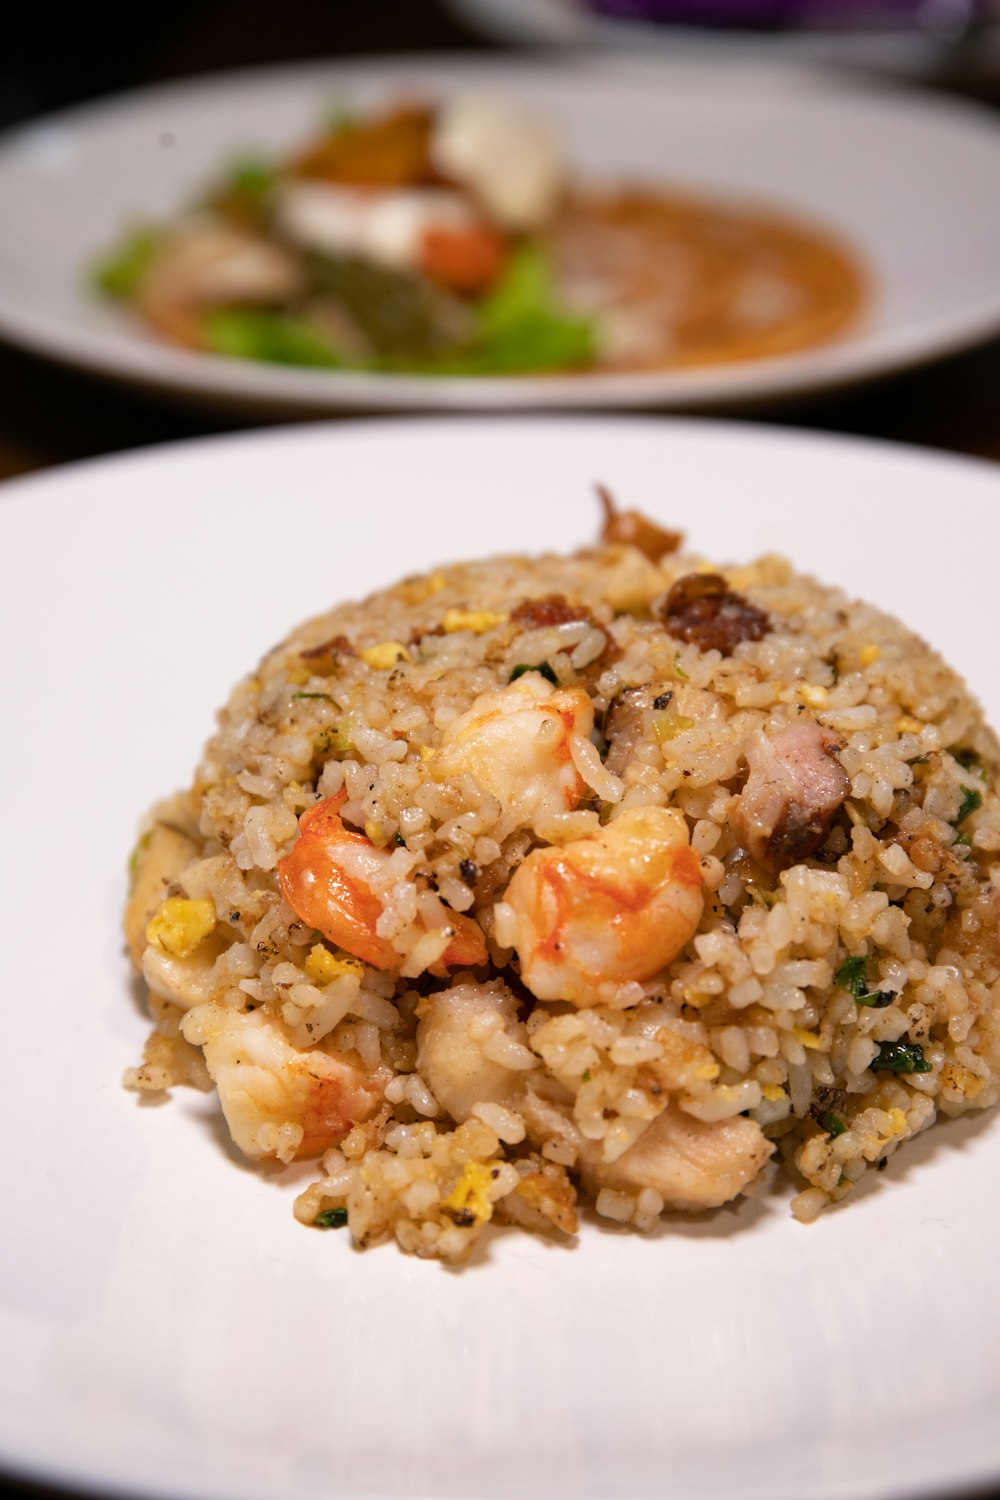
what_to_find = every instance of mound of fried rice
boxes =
[124,501,1000,1261]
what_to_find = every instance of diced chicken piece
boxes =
[124,821,200,967]
[416,980,533,1123]
[733,721,849,869]
[583,1104,773,1211]
[181,1004,382,1161]
[603,683,674,777]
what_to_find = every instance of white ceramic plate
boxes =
[2,57,1000,414]
[2,416,1000,1500]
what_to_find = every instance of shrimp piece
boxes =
[181,1004,382,1161]
[278,792,486,971]
[431,676,594,840]
[504,805,703,1005]
[137,223,302,347]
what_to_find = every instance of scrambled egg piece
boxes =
[442,1161,496,1227]
[442,608,506,634]
[146,898,217,958]
[360,641,411,670]
[304,943,364,986]
[859,644,881,667]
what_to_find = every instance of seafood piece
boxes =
[504,805,704,1004]
[431,676,594,840]
[137,223,302,346]
[182,1004,382,1161]
[278,792,487,971]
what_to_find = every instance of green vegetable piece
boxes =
[673,650,690,682]
[394,833,406,848]
[835,955,894,1009]
[955,785,983,825]
[314,1207,348,1228]
[818,1111,847,1138]
[510,661,558,686]
[292,691,334,701]
[871,1041,932,1075]
[307,252,472,360]
[203,309,341,368]
[470,244,596,374]
[92,226,160,298]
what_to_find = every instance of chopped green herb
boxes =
[818,1111,847,1138]
[673,650,690,682]
[293,691,334,701]
[835,955,894,1009]
[218,155,277,215]
[92,225,160,298]
[313,726,353,758]
[955,785,983,825]
[955,831,973,848]
[314,1207,348,1229]
[510,661,558,686]
[871,1040,932,1075]
[394,833,406,848]
[581,1069,592,1082]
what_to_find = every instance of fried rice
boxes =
[124,498,1000,1262]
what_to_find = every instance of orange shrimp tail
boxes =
[441,912,489,968]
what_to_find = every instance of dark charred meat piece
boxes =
[510,595,593,630]
[661,573,770,655]
[604,684,673,777]
[596,484,683,562]
[299,634,355,673]
[733,723,849,870]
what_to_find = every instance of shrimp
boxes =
[504,805,704,1005]
[181,1004,382,1161]
[431,676,594,840]
[278,792,486,971]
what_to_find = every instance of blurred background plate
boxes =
[1,416,999,1500]
[447,0,1000,79]
[1,55,1000,413]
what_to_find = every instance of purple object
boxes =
[592,0,980,30]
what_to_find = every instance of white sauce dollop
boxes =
[276,183,475,270]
